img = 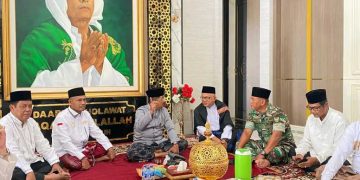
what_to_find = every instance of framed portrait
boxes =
[2,0,145,100]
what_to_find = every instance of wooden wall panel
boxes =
[280,0,306,80]
[312,0,343,80]
[274,0,343,126]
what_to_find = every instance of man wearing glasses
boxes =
[52,87,116,171]
[194,86,235,152]
[237,87,296,168]
[292,89,348,172]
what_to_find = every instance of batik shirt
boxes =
[245,103,295,146]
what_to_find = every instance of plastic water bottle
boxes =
[235,148,252,180]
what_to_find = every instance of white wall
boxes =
[178,0,274,121]
[246,0,273,112]
[246,0,260,111]
[343,0,360,123]
[183,0,223,109]
[171,0,183,87]
[180,0,273,114]
[228,0,236,115]
[260,0,273,94]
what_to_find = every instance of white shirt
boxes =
[0,154,17,180]
[31,58,130,87]
[52,107,113,160]
[295,108,347,163]
[0,113,59,174]
[197,104,232,139]
[321,121,360,180]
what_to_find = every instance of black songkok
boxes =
[146,87,165,97]
[10,91,32,102]
[201,86,216,94]
[68,87,85,98]
[251,87,271,99]
[306,89,327,104]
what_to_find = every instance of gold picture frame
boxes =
[2,0,145,100]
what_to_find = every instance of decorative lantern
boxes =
[189,122,229,179]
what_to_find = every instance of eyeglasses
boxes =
[200,96,212,100]
[306,105,322,111]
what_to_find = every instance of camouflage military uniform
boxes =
[245,103,296,164]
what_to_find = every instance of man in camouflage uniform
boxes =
[237,87,296,168]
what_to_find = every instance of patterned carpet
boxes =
[113,137,316,179]
[113,136,199,155]
[253,161,316,179]
[114,142,132,155]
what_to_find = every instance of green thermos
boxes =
[235,148,252,180]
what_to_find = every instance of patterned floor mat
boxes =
[253,161,316,179]
[113,137,316,179]
[113,136,199,155]
[113,142,132,155]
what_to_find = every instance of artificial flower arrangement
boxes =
[172,84,195,104]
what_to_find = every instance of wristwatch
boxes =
[260,150,268,156]
[221,138,230,143]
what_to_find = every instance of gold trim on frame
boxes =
[2,0,145,100]
[33,100,136,141]
[109,132,134,141]
[33,100,135,110]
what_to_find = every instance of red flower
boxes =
[172,87,178,94]
[172,84,194,103]
[182,92,190,98]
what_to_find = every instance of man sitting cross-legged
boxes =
[0,90,70,180]
[316,121,360,180]
[194,86,236,152]
[127,87,188,162]
[292,89,348,173]
[237,87,296,168]
[52,87,116,171]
